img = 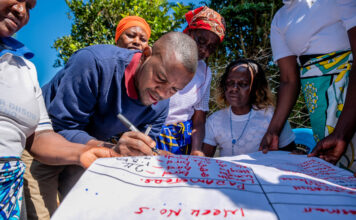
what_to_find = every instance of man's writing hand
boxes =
[115,131,156,156]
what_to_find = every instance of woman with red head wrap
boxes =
[156,6,225,156]
[115,16,151,51]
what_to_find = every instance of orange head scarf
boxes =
[183,6,225,42]
[115,16,151,44]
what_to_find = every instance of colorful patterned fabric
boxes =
[0,158,25,220]
[183,6,225,42]
[300,50,355,172]
[156,120,193,155]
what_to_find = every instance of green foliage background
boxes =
[53,0,310,128]
[53,0,191,67]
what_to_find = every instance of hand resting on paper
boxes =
[259,131,297,155]
[191,150,205,157]
[259,131,279,153]
[80,146,121,168]
[308,132,348,165]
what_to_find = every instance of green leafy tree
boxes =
[206,0,310,128]
[206,0,282,62]
[53,0,191,67]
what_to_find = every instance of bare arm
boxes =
[260,55,300,153]
[190,110,206,156]
[26,130,120,168]
[309,27,356,163]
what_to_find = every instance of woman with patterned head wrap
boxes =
[115,16,151,51]
[156,6,225,156]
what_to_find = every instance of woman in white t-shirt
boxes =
[262,0,356,173]
[203,59,295,157]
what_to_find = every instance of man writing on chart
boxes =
[22,32,198,219]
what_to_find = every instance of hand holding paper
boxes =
[308,132,348,164]
[259,131,279,153]
[79,146,121,168]
[191,150,205,157]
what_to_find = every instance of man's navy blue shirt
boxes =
[42,45,169,144]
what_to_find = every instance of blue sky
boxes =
[15,0,195,86]
[16,0,71,86]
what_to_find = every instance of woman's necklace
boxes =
[230,107,251,155]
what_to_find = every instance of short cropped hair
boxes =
[152,32,198,74]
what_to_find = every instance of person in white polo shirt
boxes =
[0,0,119,219]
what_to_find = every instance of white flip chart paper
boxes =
[52,152,356,219]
